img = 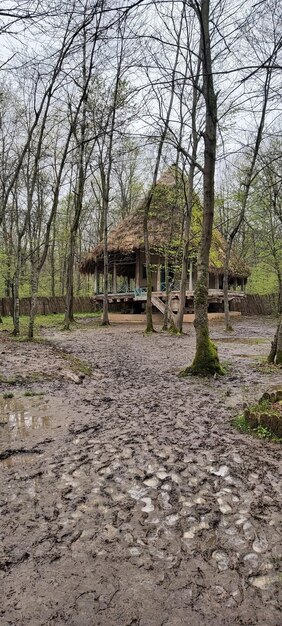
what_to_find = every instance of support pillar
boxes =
[113,260,117,294]
[157,264,161,291]
[93,265,98,294]
[135,251,140,289]
[188,260,193,291]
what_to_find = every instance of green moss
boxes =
[60,352,92,376]
[168,323,181,335]
[180,338,225,377]
[233,413,282,443]
[242,393,282,438]
[276,350,282,365]
[225,324,234,332]
[194,276,208,307]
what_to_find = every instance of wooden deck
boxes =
[93,289,245,303]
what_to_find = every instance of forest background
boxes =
[0,0,281,311]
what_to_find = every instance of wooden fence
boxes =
[230,293,278,316]
[1,292,278,318]
[1,296,100,317]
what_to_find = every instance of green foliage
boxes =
[233,413,251,433]
[146,173,211,282]
[233,413,282,443]
[3,392,14,399]
[247,262,278,295]
[0,312,100,337]
[0,247,9,294]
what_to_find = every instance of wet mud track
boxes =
[0,317,281,625]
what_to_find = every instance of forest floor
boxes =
[0,315,281,626]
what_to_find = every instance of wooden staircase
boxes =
[151,295,177,325]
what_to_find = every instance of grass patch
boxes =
[59,351,92,376]
[216,337,268,345]
[24,390,45,397]
[0,312,101,338]
[0,372,57,386]
[253,359,282,374]
[3,392,14,399]
[233,413,282,443]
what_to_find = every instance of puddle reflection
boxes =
[0,397,50,440]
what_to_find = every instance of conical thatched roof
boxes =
[81,166,249,278]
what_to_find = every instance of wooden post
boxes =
[188,260,193,291]
[113,260,117,294]
[135,251,140,289]
[157,263,161,291]
[93,265,98,294]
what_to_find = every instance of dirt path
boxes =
[0,317,281,625]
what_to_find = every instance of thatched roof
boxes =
[81,166,249,278]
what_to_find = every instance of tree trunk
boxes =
[162,252,169,331]
[176,175,193,333]
[101,214,109,325]
[144,215,154,333]
[222,60,273,332]
[277,272,282,314]
[223,241,233,332]
[183,0,223,376]
[268,282,282,364]
[276,321,282,365]
[176,40,201,334]
[12,268,20,336]
[28,262,39,339]
[64,230,76,329]
[101,169,110,326]
[50,220,56,297]
[143,7,185,334]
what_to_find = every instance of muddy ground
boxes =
[0,316,281,626]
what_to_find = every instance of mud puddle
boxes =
[0,395,51,441]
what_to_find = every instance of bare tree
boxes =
[180,0,223,375]
[221,62,276,332]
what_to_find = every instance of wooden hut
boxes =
[80,167,249,314]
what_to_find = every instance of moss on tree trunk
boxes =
[268,316,282,365]
[275,320,282,364]
[181,277,224,376]
[180,0,224,377]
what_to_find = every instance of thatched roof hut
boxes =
[81,166,249,280]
